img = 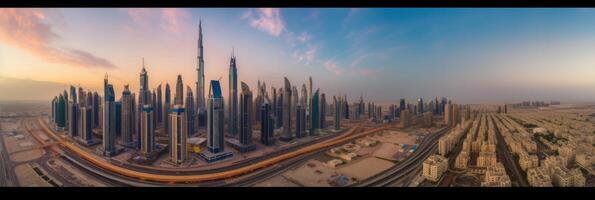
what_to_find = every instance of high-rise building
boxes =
[196,19,206,128]
[271,87,278,129]
[68,100,78,138]
[56,94,66,130]
[260,97,275,146]
[444,103,452,127]
[307,77,312,129]
[51,96,57,122]
[343,95,349,119]
[334,96,341,131]
[79,106,94,145]
[320,93,326,129]
[102,74,117,157]
[237,82,255,152]
[400,109,411,128]
[140,102,154,158]
[121,85,135,147]
[291,86,298,128]
[164,83,171,138]
[276,88,283,129]
[185,86,195,136]
[156,84,162,127]
[399,98,406,111]
[296,101,306,138]
[170,104,187,165]
[115,101,122,138]
[310,89,320,135]
[280,77,292,141]
[418,97,424,114]
[92,92,100,128]
[228,52,238,136]
[201,80,233,162]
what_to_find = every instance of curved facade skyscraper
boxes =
[281,77,292,141]
[228,52,238,136]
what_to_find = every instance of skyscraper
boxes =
[399,98,406,111]
[92,92,100,128]
[102,74,117,157]
[334,96,341,131]
[260,97,274,146]
[140,101,154,158]
[196,19,206,128]
[156,84,162,127]
[400,109,411,128]
[68,99,78,138]
[201,80,233,162]
[56,94,66,130]
[281,77,292,141]
[418,97,424,114]
[228,51,238,136]
[170,79,188,165]
[343,95,349,119]
[292,86,298,128]
[51,96,56,123]
[296,93,306,138]
[121,85,135,147]
[310,89,320,135]
[237,82,255,152]
[185,86,195,136]
[276,88,283,129]
[271,86,277,129]
[320,93,326,129]
[164,83,171,138]
[444,103,452,127]
[79,106,94,145]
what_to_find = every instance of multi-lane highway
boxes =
[353,127,451,187]
[33,117,389,185]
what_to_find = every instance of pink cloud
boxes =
[324,60,343,75]
[242,8,285,37]
[0,8,117,69]
[297,32,311,43]
[293,45,318,65]
[357,68,378,77]
[122,8,190,33]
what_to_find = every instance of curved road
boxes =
[34,117,388,184]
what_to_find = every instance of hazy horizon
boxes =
[2,8,595,104]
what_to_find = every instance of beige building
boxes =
[477,151,497,167]
[423,154,449,182]
[454,151,469,169]
[527,167,553,187]
[551,166,586,187]
[481,163,511,187]
[519,153,539,172]
[423,112,433,127]
[438,137,449,156]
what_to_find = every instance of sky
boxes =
[1,8,595,103]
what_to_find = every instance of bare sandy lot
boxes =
[283,160,339,187]
[372,143,400,161]
[338,157,394,181]
[10,149,45,162]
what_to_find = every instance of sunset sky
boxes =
[1,8,595,103]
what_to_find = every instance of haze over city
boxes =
[2,8,595,103]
